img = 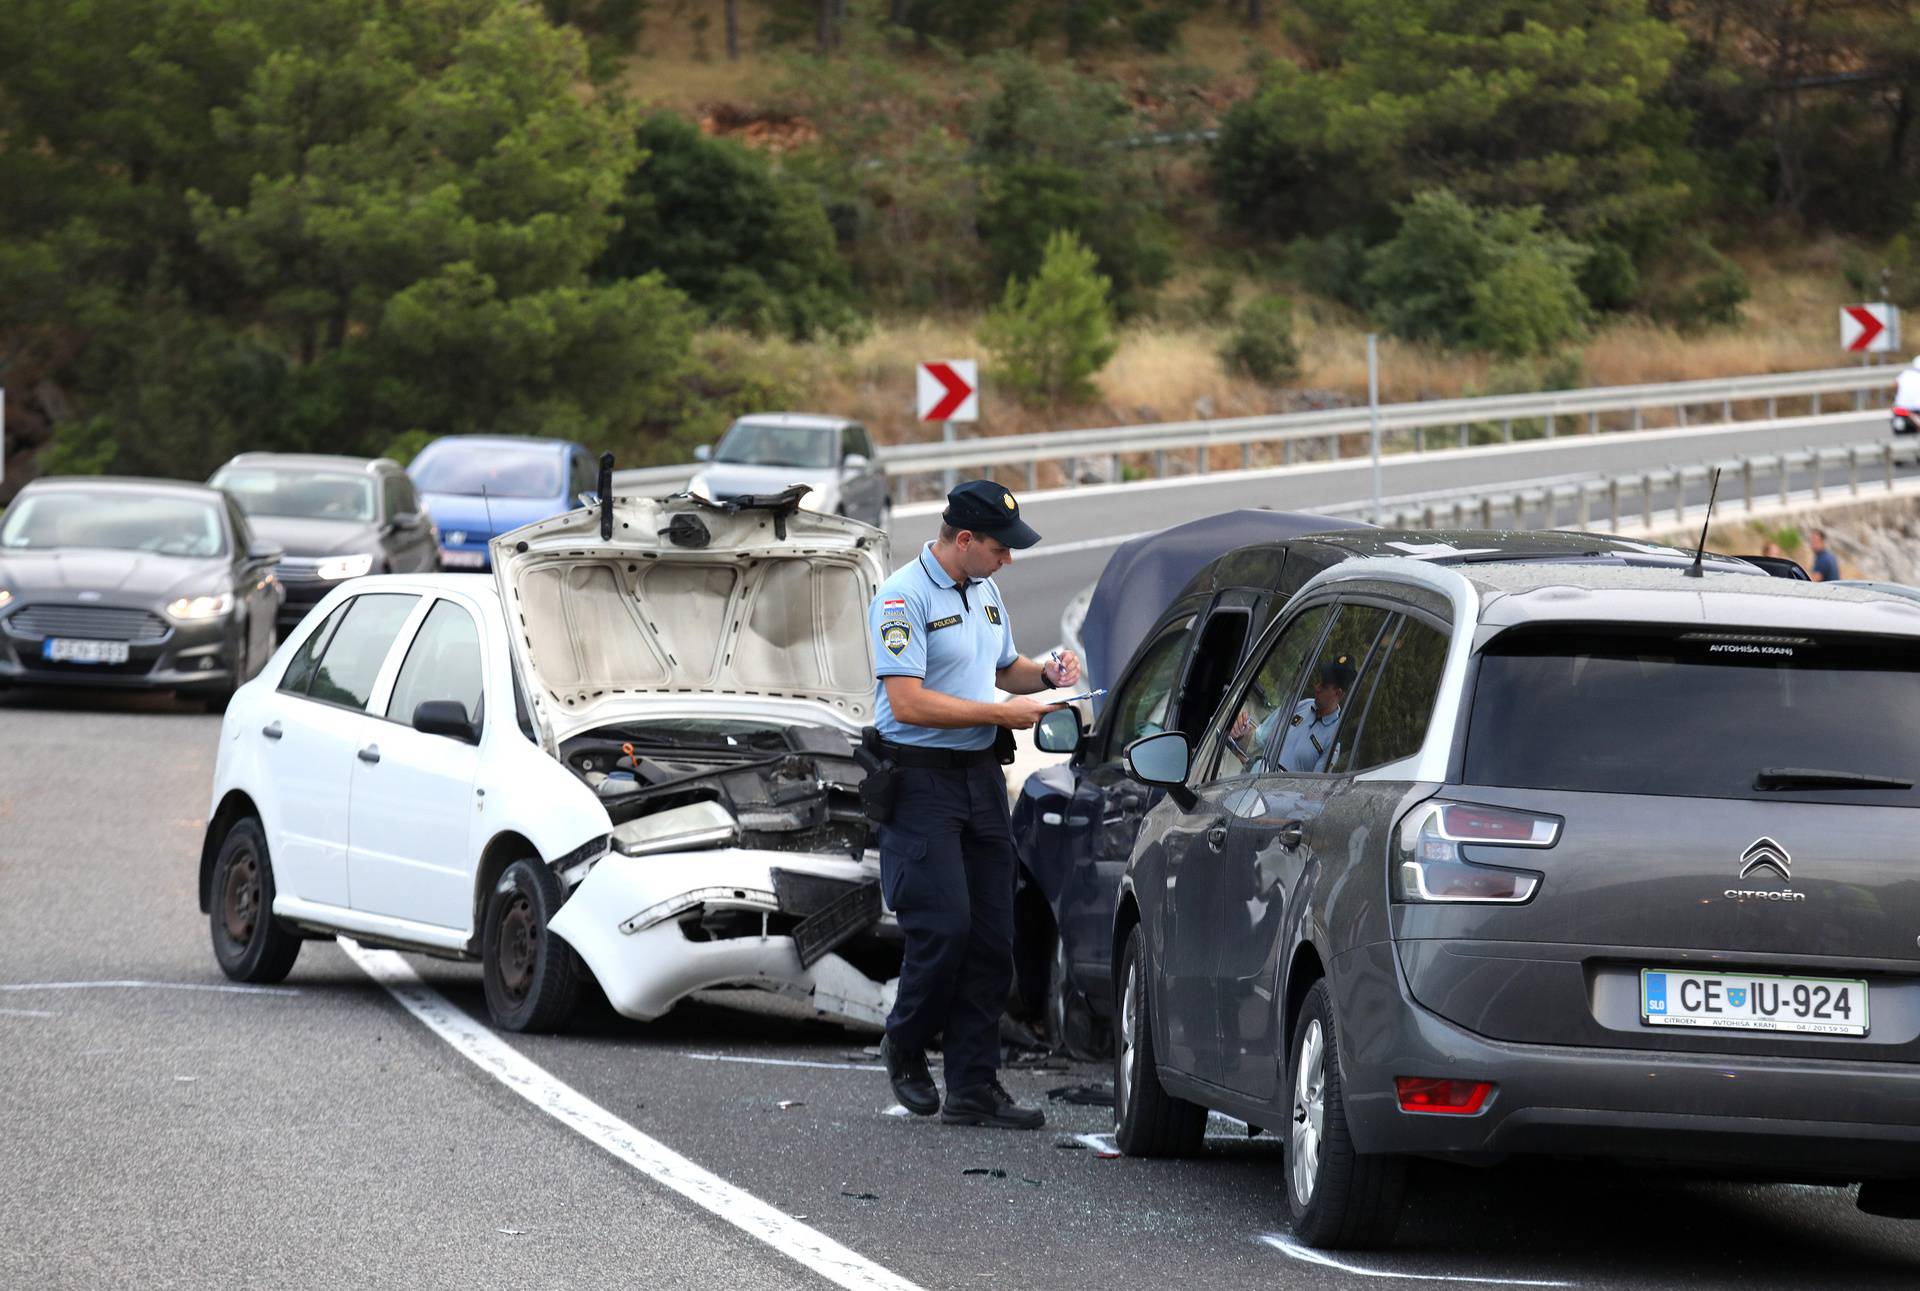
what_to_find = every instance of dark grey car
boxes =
[209,453,439,629]
[0,477,282,707]
[1112,553,1920,1248]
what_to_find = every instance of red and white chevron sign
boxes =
[916,360,978,422]
[1841,303,1899,352]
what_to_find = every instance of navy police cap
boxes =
[943,479,1040,549]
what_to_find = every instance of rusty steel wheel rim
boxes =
[497,892,537,1003]
[222,851,261,946]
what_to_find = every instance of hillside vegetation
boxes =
[3,0,1918,492]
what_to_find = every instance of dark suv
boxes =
[1108,548,1920,1249]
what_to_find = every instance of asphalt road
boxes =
[887,412,1896,655]
[6,687,1920,1288]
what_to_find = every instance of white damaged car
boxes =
[198,488,900,1032]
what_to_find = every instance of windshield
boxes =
[714,422,837,470]
[1464,626,1920,807]
[409,444,562,499]
[0,491,227,558]
[212,468,375,522]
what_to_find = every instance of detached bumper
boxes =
[550,848,899,1028]
[1332,941,1920,1181]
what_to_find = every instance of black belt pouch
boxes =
[993,725,1016,766]
[856,726,900,825]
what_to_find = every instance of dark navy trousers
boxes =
[878,762,1016,1091]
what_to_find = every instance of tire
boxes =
[1113,923,1205,1157]
[481,859,581,1033]
[1286,979,1408,1249]
[1047,934,1112,1061]
[208,818,302,984]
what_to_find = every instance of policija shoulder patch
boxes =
[880,620,911,656]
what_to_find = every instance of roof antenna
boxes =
[1684,467,1722,579]
[481,484,497,541]
[598,451,615,541]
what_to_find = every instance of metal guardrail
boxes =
[611,365,1902,499]
[1346,439,1919,533]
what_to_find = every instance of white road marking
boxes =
[1259,1236,1576,1286]
[341,940,924,1291]
[683,1051,884,1072]
[1027,527,1166,557]
[0,1007,57,1018]
[0,980,301,996]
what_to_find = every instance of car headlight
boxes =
[167,591,235,621]
[0,589,11,611]
[317,553,374,581]
[687,475,714,501]
[797,487,829,512]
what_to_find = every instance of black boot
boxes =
[940,1079,1045,1130]
[881,1033,940,1117]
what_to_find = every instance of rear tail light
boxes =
[1392,800,1559,904]
[1396,1076,1494,1115]
[1897,407,1911,417]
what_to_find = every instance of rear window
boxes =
[1464,627,1920,807]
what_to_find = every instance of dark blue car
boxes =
[407,435,597,571]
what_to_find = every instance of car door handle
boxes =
[357,744,381,764]
[1277,820,1306,849]
[261,721,282,740]
[1206,824,1229,852]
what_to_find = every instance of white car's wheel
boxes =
[481,859,581,1033]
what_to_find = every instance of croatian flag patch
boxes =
[883,597,907,613]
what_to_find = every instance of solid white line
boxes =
[340,940,924,1291]
[0,1007,57,1018]
[0,980,302,997]
[1259,1236,1576,1286]
[683,1051,883,1072]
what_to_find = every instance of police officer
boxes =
[867,480,1079,1129]
[1269,656,1356,773]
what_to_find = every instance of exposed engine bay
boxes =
[561,718,871,861]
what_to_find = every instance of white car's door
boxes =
[346,596,484,930]
[262,591,423,908]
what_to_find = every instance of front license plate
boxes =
[42,638,131,665]
[1641,968,1868,1036]
[439,549,485,569]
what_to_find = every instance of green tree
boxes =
[1219,294,1302,384]
[1364,191,1592,356]
[0,0,705,485]
[598,113,860,340]
[979,230,1117,405]
[1212,0,1695,254]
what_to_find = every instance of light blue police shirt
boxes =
[870,543,1018,750]
[1265,698,1343,774]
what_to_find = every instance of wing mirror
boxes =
[413,699,479,744]
[386,511,422,534]
[1034,706,1082,754]
[693,445,712,462]
[247,539,284,564]
[1123,731,1195,809]
[842,452,870,475]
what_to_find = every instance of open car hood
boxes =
[492,489,888,747]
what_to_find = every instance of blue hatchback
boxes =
[406,435,595,571]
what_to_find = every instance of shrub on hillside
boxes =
[1219,294,1302,385]
[979,162,1173,319]
[979,230,1117,406]
[1643,235,1749,332]
[1364,191,1591,357]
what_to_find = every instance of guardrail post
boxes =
[1196,444,1208,475]
[1856,386,1866,411]
[1887,442,1897,491]
[1415,427,1424,453]
[1026,460,1037,491]
[1501,419,1513,443]
[1780,455,1790,506]
[1723,396,1732,421]
[1480,498,1494,528]
[1545,412,1556,439]
[1067,455,1078,485]
[1676,403,1687,427]
[1514,492,1527,527]
[1111,451,1121,483]
[1743,459,1755,511]
[1642,474,1653,530]
[1608,479,1620,530]
[1632,407,1643,431]
[1422,505,1436,527]
[1811,391,1820,414]
[1328,432,1340,461]
[1588,411,1599,435]
[1155,449,1167,479]
[1458,424,1469,449]
[1284,439,1294,466]
[1452,500,1466,528]
[1766,396,1777,419]
[1241,443,1251,470]
[1849,447,1859,496]
[1576,485,1590,528]
[1810,448,1823,502]
[1675,469,1687,523]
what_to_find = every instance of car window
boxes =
[1210,603,1332,781]
[847,426,874,460]
[1340,617,1451,772]
[570,452,596,499]
[304,594,421,711]
[280,601,351,695]
[1099,616,1195,761]
[1270,604,1394,774]
[381,473,407,521]
[1174,607,1250,744]
[385,599,484,732]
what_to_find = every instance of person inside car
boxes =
[1229,656,1356,774]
